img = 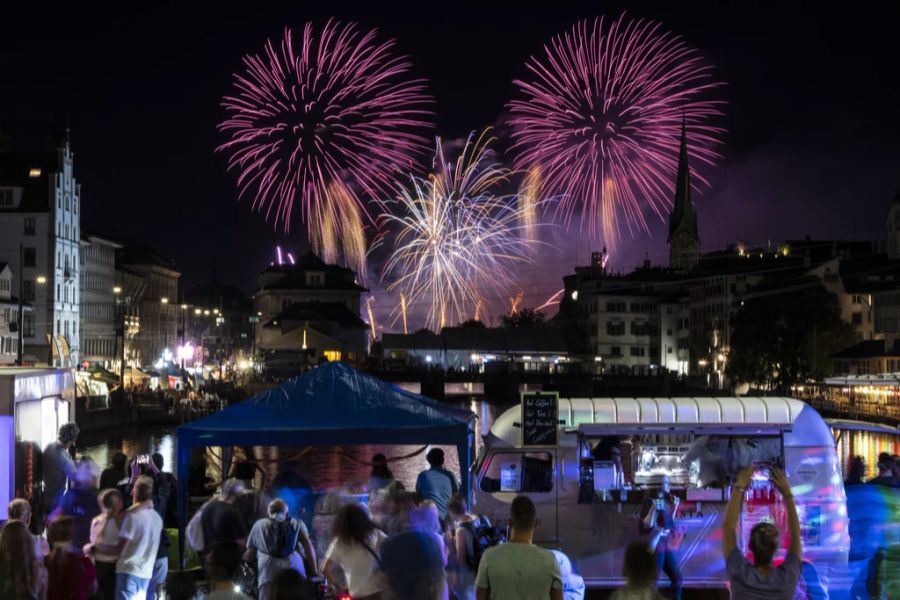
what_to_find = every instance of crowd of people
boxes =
[2,422,899,600]
[122,384,226,422]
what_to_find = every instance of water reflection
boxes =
[76,400,510,491]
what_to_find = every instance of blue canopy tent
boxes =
[175,361,476,565]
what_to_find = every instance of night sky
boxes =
[3,1,899,327]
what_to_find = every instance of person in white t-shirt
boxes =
[322,503,387,600]
[86,475,162,600]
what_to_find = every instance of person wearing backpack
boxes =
[244,498,317,600]
[447,495,484,600]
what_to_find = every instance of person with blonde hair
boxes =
[7,499,49,560]
[85,475,162,600]
[0,519,48,600]
[89,489,126,600]
[722,467,802,599]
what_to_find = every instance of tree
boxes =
[500,308,547,328]
[727,276,859,393]
[459,318,486,329]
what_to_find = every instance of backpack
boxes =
[261,518,301,559]
[461,516,506,570]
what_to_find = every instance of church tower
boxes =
[668,119,700,271]
[887,193,900,260]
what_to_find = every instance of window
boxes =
[630,346,646,357]
[852,295,862,305]
[606,301,626,313]
[0,189,15,207]
[630,321,649,336]
[480,452,553,493]
[667,347,673,354]
[606,321,625,336]
[24,218,35,236]
[852,312,862,325]
[323,350,342,362]
[667,329,673,336]
[23,247,36,267]
[610,346,622,357]
[23,280,35,301]
[23,314,34,337]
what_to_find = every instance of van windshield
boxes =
[587,433,783,491]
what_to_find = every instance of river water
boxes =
[77,399,507,492]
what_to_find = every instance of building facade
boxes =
[0,264,23,364]
[184,283,254,366]
[253,253,368,371]
[0,138,81,365]
[79,234,121,366]
[117,243,180,368]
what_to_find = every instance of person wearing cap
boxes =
[416,448,460,519]
[201,479,249,554]
[42,422,81,516]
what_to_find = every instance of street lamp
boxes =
[113,286,122,295]
[36,275,47,284]
[161,297,169,304]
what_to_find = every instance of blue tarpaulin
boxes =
[175,361,476,565]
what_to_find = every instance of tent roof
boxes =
[177,362,475,444]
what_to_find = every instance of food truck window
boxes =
[627,434,783,489]
[480,452,553,493]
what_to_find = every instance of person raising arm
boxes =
[722,467,802,600]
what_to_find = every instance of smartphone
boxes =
[138,454,150,464]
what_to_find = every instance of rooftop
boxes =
[831,339,900,359]
[383,325,569,354]
[264,301,368,329]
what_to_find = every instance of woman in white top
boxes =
[322,503,387,600]
[87,489,125,600]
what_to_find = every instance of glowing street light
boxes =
[113,286,122,295]
[36,276,47,284]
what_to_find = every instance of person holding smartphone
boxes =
[637,475,682,600]
[722,467,802,599]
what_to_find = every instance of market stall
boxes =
[175,361,476,565]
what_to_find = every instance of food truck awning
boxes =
[576,423,789,436]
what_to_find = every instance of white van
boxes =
[471,396,849,595]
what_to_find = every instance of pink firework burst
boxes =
[508,15,726,247]
[218,20,433,257]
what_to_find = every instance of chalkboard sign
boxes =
[521,392,559,447]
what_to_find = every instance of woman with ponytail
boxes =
[244,498,317,600]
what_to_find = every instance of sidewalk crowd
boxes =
[1,425,899,599]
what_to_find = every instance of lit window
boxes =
[323,350,342,362]
[29,168,41,178]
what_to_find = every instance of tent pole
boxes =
[176,437,191,570]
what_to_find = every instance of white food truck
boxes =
[472,395,849,595]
